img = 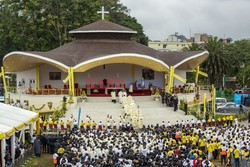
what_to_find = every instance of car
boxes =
[234,90,244,94]
[0,96,4,103]
[216,98,227,106]
[217,102,246,113]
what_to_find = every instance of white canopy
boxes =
[0,103,39,139]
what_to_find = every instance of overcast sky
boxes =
[120,0,250,41]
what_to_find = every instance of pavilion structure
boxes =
[1,7,209,109]
[0,103,39,167]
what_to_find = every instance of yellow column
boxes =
[68,68,72,95]
[168,66,174,93]
[165,72,168,92]
[212,84,216,117]
[35,117,40,135]
[35,67,40,90]
[70,67,75,97]
[195,66,200,84]
[1,66,7,93]
[203,93,207,118]
[131,65,135,83]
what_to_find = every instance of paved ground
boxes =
[62,96,196,126]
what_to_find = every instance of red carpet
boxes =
[86,89,151,97]
[88,93,151,97]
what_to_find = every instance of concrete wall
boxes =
[16,69,36,89]
[40,64,67,89]
[16,64,67,89]
[76,63,165,89]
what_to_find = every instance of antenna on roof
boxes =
[97,6,109,20]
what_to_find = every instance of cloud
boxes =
[120,0,250,41]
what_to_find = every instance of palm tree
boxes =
[202,37,232,84]
[182,43,202,51]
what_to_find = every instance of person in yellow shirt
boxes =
[92,121,97,129]
[43,120,47,131]
[191,136,198,146]
[233,146,240,167]
[60,120,64,130]
[226,116,230,125]
[163,131,168,138]
[39,118,43,128]
[49,119,54,130]
[217,117,221,126]
[241,148,249,167]
[208,118,211,126]
[86,121,91,130]
[213,140,220,160]
[207,141,213,160]
[199,137,206,152]
[222,116,226,124]
[53,120,58,131]
[167,149,174,156]
[80,120,85,130]
[57,146,65,155]
[229,115,234,126]
[171,139,176,145]
[186,135,191,145]
[227,145,233,166]
[182,135,187,145]
[66,120,71,130]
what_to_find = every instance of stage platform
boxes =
[61,96,197,126]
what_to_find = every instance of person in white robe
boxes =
[122,90,127,105]
[111,90,116,103]
[118,90,123,104]
[129,83,133,95]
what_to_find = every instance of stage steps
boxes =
[63,96,196,126]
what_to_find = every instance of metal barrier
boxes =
[13,146,33,167]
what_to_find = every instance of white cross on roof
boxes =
[97,6,109,20]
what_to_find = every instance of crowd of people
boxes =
[33,116,250,167]
[2,132,32,167]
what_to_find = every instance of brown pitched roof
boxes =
[27,39,206,68]
[3,20,208,72]
[69,20,136,33]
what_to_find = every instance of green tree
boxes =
[237,54,250,87]
[0,0,148,64]
[202,37,234,84]
[224,40,250,77]
[182,43,202,51]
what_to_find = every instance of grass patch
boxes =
[23,154,52,167]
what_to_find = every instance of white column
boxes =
[29,123,34,137]
[11,133,15,163]
[22,129,25,144]
[18,130,23,142]
[1,139,6,167]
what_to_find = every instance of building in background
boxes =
[148,32,191,52]
[149,32,232,52]
[186,33,213,43]
[148,41,192,52]
[166,32,187,42]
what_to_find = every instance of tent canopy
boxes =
[0,103,39,139]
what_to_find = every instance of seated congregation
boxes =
[34,118,249,167]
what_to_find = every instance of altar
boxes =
[104,87,124,94]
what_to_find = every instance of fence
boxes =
[12,146,33,167]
